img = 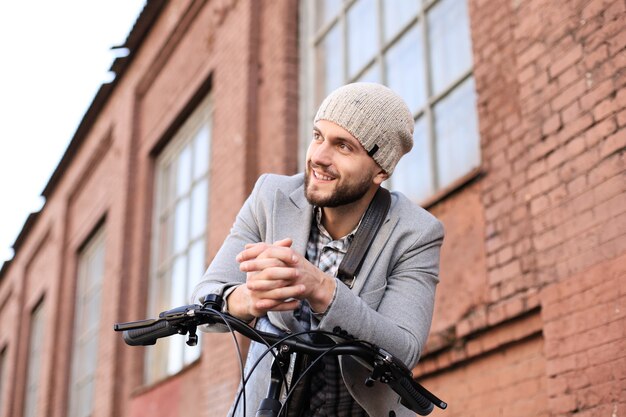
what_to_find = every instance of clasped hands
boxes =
[226,238,336,322]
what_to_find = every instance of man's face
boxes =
[304,120,386,207]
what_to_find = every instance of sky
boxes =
[0,1,146,264]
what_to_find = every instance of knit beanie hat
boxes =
[314,82,414,176]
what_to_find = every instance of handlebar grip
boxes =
[122,320,178,346]
[395,378,435,416]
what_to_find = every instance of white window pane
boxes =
[188,240,206,298]
[356,63,381,83]
[193,125,210,180]
[429,0,473,95]
[347,0,378,78]
[157,214,171,268]
[84,337,98,376]
[184,338,201,364]
[158,164,172,209]
[157,269,172,313]
[171,255,187,308]
[392,118,434,201]
[434,77,480,189]
[385,23,427,113]
[190,180,208,239]
[315,24,344,105]
[176,145,192,198]
[86,295,100,334]
[173,197,190,254]
[383,0,420,42]
[167,338,184,375]
[315,0,342,30]
[88,246,105,288]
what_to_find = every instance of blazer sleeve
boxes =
[316,216,444,368]
[190,174,269,308]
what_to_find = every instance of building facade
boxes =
[0,0,624,416]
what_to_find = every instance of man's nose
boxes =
[311,141,332,166]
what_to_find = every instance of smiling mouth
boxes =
[312,169,335,181]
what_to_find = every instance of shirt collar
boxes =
[313,206,362,243]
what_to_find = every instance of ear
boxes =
[373,169,389,185]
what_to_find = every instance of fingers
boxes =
[238,238,294,262]
[252,299,300,314]
[240,257,289,272]
[247,281,305,298]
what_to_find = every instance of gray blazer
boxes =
[192,173,444,417]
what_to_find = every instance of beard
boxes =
[304,164,373,207]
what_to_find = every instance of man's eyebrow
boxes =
[313,126,360,147]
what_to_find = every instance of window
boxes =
[0,346,7,416]
[68,227,106,417]
[23,300,45,417]
[301,0,480,203]
[146,95,212,382]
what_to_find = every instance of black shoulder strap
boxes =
[337,187,391,287]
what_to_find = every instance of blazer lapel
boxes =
[272,183,313,255]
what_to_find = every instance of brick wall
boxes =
[417,0,626,415]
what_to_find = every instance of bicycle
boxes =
[114,294,447,417]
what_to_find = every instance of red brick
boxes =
[607,27,626,57]
[546,375,569,398]
[583,116,618,147]
[585,361,617,385]
[548,394,577,413]
[587,338,626,366]
[565,136,586,158]
[588,151,624,186]
[566,174,587,196]
[556,65,582,90]
[594,96,618,121]
[595,192,626,223]
[618,108,626,127]
[599,211,626,243]
[593,174,626,206]
[580,0,606,21]
[580,78,615,110]
[562,100,583,123]
[582,43,609,71]
[530,194,551,216]
[552,79,588,111]
[558,148,597,182]
[600,129,626,159]
[547,184,568,205]
[556,113,594,142]
[617,87,626,109]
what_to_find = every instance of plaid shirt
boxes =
[295,208,368,417]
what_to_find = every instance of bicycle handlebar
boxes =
[113,296,447,415]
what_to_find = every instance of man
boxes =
[193,83,444,417]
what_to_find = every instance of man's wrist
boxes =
[226,285,255,322]
[309,273,337,314]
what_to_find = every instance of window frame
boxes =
[68,226,106,417]
[23,299,45,417]
[145,94,213,383]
